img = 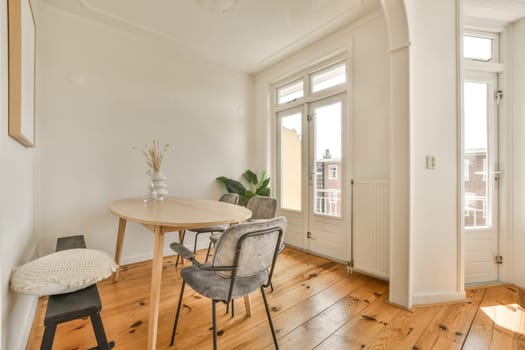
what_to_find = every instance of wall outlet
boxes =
[426,156,436,169]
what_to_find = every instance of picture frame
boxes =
[8,0,36,148]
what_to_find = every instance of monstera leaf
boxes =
[216,170,271,206]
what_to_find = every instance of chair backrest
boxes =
[212,217,287,279]
[219,193,239,205]
[246,196,277,220]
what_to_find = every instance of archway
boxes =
[379,0,411,308]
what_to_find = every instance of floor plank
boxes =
[271,279,387,350]
[25,248,525,350]
[315,289,400,350]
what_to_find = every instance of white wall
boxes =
[0,0,39,348]
[352,15,390,179]
[510,17,525,289]
[405,0,464,304]
[36,5,254,262]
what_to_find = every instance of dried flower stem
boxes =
[143,140,169,175]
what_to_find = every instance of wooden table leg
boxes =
[178,230,185,265]
[148,225,164,350]
[113,218,127,281]
[244,295,252,317]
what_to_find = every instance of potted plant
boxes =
[216,170,270,206]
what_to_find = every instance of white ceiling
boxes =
[464,0,525,26]
[42,0,380,74]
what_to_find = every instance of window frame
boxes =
[309,61,347,95]
[273,56,347,113]
[276,78,305,105]
[463,30,499,63]
[272,54,348,215]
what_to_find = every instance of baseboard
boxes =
[412,290,466,306]
[22,296,39,350]
[352,266,389,281]
[465,280,504,288]
[284,243,347,264]
[20,243,40,350]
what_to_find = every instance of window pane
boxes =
[464,81,489,229]
[311,64,346,93]
[313,102,342,217]
[277,80,304,104]
[464,36,493,61]
[280,113,302,210]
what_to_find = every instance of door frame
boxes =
[272,56,352,262]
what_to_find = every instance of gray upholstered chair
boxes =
[246,195,278,220]
[207,196,277,261]
[169,217,287,350]
[175,193,239,266]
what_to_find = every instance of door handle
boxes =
[308,172,316,186]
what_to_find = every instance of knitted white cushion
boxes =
[10,249,118,296]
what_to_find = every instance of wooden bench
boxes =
[41,235,115,350]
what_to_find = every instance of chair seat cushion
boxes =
[10,249,117,296]
[181,266,267,301]
[192,225,227,233]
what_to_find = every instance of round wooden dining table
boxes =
[109,197,251,350]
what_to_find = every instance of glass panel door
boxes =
[312,101,342,217]
[278,109,302,211]
[307,94,347,260]
[464,81,490,229]
[463,72,499,284]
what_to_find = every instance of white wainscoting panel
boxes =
[352,178,390,279]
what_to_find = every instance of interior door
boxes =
[306,94,348,260]
[463,72,500,284]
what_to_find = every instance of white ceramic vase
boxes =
[152,171,168,200]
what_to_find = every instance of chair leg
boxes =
[175,230,186,267]
[261,286,279,349]
[170,281,186,346]
[90,312,110,350]
[40,324,57,350]
[205,240,213,263]
[193,232,200,254]
[212,300,218,350]
[225,298,235,317]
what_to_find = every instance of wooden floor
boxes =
[26,247,525,349]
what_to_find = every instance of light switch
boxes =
[426,156,436,169]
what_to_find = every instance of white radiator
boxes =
[352,179,390,279]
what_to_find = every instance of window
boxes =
[275,59,346,108]
[463,31,498,62]
[464,159,470,181]
[328,164,338,180]
[274,58,347,218]
[310,63,346,93]
[279,112,302,211]
[277,79,304,104]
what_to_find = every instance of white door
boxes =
[307,94,348,260]
[276,94,349,261]
[463,72,500,284]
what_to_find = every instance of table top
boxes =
[109,197,252,229]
